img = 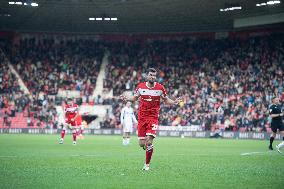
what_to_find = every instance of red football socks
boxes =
[61,130,65,139]
[72,132,77,141]
[146,144,154,165]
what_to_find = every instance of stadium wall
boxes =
[0,128,282,140]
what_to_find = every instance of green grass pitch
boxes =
[0,134,283,189]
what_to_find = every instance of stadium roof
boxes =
[0,0,283,33]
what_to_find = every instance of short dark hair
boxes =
[67,98,73,101]
[148,68,157,74]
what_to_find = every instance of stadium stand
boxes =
[11,36,104,96]
[103,34,284,132]
[1,33,284,132]
[1,36,104,128]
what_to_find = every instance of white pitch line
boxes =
[240,152,269,156]
[70,155,80,157]
[176,154,185,156]
[70,154,110,157]
[70,153,141,157]
[0,155,17,158]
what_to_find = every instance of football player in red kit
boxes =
[59,98,79,145]
[75,114,85,140]
[120,68,182,171]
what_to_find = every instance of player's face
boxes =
[147,72,157,84]
[67,100,73,105]
[126,102,131,107]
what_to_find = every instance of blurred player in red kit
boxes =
[75,114,83,139]
[120,68,182,171]
[76,114,88,140]
[59,98,79,145]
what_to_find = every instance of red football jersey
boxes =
[134,82,167,120]
[65,103,79,120]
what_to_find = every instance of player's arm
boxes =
[269,107,283,118]
[63,106,71,128]
[64,106,67,122]
[160,85,182,106]
[71,107,79,122]
[120,85,140,102]
[120,95,139,102]
[132,110,138,124]
[120,108,125,124]
[270,112,284,118]
[162,96,183,106]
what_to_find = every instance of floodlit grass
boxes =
[0,134,283,189]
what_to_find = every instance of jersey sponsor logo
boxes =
[144,98,153,101]
[138,89,162,96]
[65,107,77,112]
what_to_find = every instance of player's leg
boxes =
[59,124,67,144]
[70,121,78,145]
[143,135,155,171]
[122,123,127,145]
[79,125,84,139]
[269,132,276,150]
[72,128,77,145]
[76,127,80,139]
[269,124,277,150]
[142,121,157,171]
[77,126,83,139]
[137,120,146,150]
[122,132,127,145]
[123,123,131,145]
[139,138,146,149]
[276,130,284,153]
[126,132,131,145]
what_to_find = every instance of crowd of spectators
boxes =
[103,34,284,132]
[1,36,105,128]
[11,37,104,96]
[1,33,284,132]
[0,64,57,128]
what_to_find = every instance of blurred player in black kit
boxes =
[268,97,284,153]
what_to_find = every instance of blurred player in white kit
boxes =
[120,101,137,145]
